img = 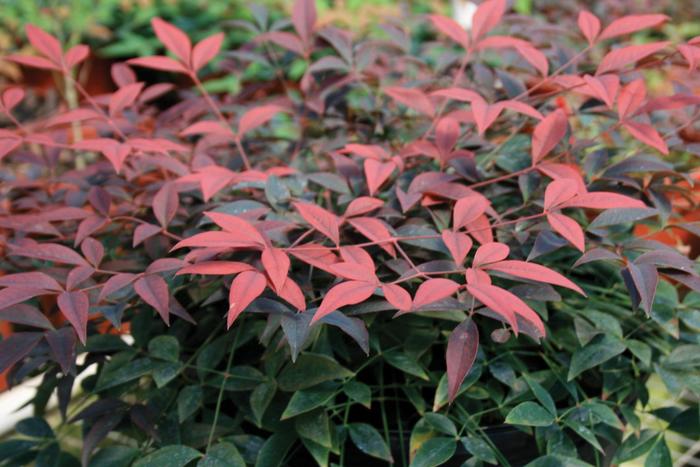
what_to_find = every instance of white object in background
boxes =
[452,0,478,30]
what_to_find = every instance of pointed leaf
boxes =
[412,279,460,310]
[429,15,470,49]
[441,230,472,265]
[453,195,489,230]
[134,275,170,325]
[484,260,585,294]
[261,247,290,292]
[192,32,224,71]
[472,0,506,41]
[364,159,395,196]
[599,14,669,41]
[547,212,585,252]
[293,202,341,245]
[446,319,479,403]
[25,24,62,64]
[238,105,285,136]
[227,271,266,328]
[151,17,191,63]
[531,109,568,165]
[382,284,412,311]
[578,11,601,45]
[314,281,376,323]
[596,42,670,75]
[473,242,509,267]
[57,291,89,344]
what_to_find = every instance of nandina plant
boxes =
[1,0,699,465]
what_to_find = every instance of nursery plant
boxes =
[1,0,699,465]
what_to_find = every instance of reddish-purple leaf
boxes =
[467,283,519,333]
[547,212,585,252]
[98,273,136,302]
[292,0,317,46]
[0,333,43,374]
[384,87,435,117]
[344,197,384,218]
[133,223,162,247]
[382,284,412,312]
[596,42,670,75]
[622,121,669,155]
[599,14,670,41]
[473,242,509,267]
[66,266,95,291]
[204,211,266,246]
[257,31,305,56]
[446,319,478,404]
[0,272,62,292]
[127,56,188,74]
[109,82,144,117]
[151,17,191,63]
[238,105,285,137]
[0,304,53,330]
[134,275,170,325]
[578,11,601,45]
[228,271,267,327]
[484,260,585,294]
[0,288,51,312]
[57,291,89,344]
[412,278,460,310]
[153,183,179,228]
[429,14,470,49]
[471,0,506,41]
[25,24,63,64]
[261,247,290,292]
[192,32,224,71]
[627,263,658,315]
[583,74,619,109]
[173,231,260,250]
[314,280,376,323]
[441,230,473,265]
[617,79,646,120]
[453,194,489,230]
[146,258,186,275]
[348,217,396,257]
[364,159,395,196]
[10,242,89,267]
[4,54,62,71]
[294,202,341,245]
[435,117,460,157]
[531,109,568,165]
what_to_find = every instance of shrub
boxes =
[1,0,699,465]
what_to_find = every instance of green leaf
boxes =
[567,334,626,380]
[347,423,393,462]
[148,335,180,362]
[300,438,329,467]
[424,413,457,437]
[612,430,659,463]
[177,386,203,423]
[582,401,623,429]
[409,437,456,467]
[384,350,429,380]
[277,353,353,391]
[96,357,154,391]
[645,438,672,467]
[250,382,276,426]
[0,440,37,463]
[152,361,182,388]
[563,419,603,453]
[525,455,592,467]
[89,446,139,467]
[667,405,700,438]
[343,381,371,408]
[254,432,296,467]
[505,402,555,427]
[524,375,556,416]
[295,409,332,448]
[626,339,652,366]
[281,383,337,419]
[134,445,202,467]
[16,417,54,438]
[461,437,497,465]
[198,442,245,467]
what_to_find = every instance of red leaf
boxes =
[109,82,144,117]
[484,260,585,294]
[471,97,502,135]
[292,0,317,46]
[204,211,266,246]
[151,17,191,63]
[583,74,619,109]
[596,42,670,75]
[339,245,376,272]
[547,212,585,252]
[4,55,61,71]
[289,244,338,273]
[679,44,700,71]
[384,87,435,117]
[10,242,89,267]
[127,56,188,74]
[257,31,305,56]
[454,194,489,229]
[262,247,290,292]
[177,261,254,276]
[328,262,373,282]
[228,270,267,327]
[499,100,544,121]
[98,273,136,302]
[431,88,482,103]
[412,278,460,310]
[364,159,395,196]
[446,319,478,404]
[25,24,63,64]
[599,14,669,41]
[0,272,62,292]
[64,44,89,68]
[622,121,669,155]
[0,287,50,311]
[314,280,376,323]
[441,230,473,265]
[617,79,646,120]
[133,223,162,247]
[382,284,412,311]
[0,137,22,162]
[57,291,89,344]
[578,11,601,45]
[173,231,253,250]
[277,277,306,311]
[473,242,509,267]
[429,14,470,49]
[81,238,104,267]
[531,109,568,165]
[466,283,519,333]
[75,216,107,247]
[134,275,170,325]
[72,138,131,173]
[435,117,460,157]
[471,0,506,41]
[341,143,389,160]
[344,197,384,218]
[347,217,396,257]
[238,105,285,137]
[66,266,95,291]
[153,183,179,228]
[146,258,186,275]
[464,214,493,245]
[544,179,578,210]
[192,32,224,71]
[1,88,24,111]
[293,202,341,245]
[562,192,646,210]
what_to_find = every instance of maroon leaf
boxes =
[80,237,105,267]
[627,263,658,315]
[596,42,670,75]
[99,274,137,302]
[292,0,317,46]
[446,319,479,404]
[0,272,62,292]
[134,275,170,325]
[46,327,76,374]
[133,223,162,247]
[57,291,89,344]
[10,242,89,267]
[153,183,179,228]
[0,332,43,374]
